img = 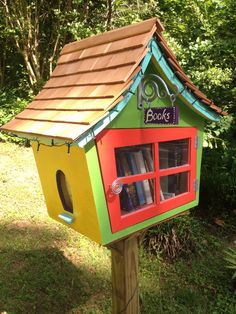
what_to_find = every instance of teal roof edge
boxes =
[150,39,220,122]
[76,38,220,148]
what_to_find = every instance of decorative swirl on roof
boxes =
[138,74,179,109]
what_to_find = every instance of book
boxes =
[126,153,146,206]
[163,192,175,199]
[116,154,134,211]
[160,188,165,201]
[142,146,156,200]
[141,146,154,172]
[132,151,153,204]
[159,146,169,169]
[116,152,139,210]
[119,188,134,211]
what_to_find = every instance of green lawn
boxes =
[0,142,235,314]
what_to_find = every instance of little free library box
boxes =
[1,18,226,245]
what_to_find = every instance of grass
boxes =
[0,142,235,313]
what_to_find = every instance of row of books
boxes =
[159,141,188,169]
[115,146,154,212]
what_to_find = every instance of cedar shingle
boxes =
[60,18,158,55]
[27,98,114,111]
[57,27,154,64]
[36,84,123,99]
[52,46,146,77]
[17,109,105,125]
[44,64,136,88]
[1,118,90,141]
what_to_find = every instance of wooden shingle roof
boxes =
[1,18,225,142]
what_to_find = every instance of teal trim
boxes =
[76,50,152,147]
[150,39,220,122]
[58,213,74,224]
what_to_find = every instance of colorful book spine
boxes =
[133,151,153,204]
[119,153,139,209]
[127,153,146,206]
[141,146,154,172]
[116,154,134,211]
[141,146,155,199]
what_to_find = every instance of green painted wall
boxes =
[109,60,205,130]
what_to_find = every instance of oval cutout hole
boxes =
[56,170,73,213]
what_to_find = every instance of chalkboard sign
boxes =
[144,107,178,125]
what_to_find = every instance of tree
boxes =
[0,0,118,90]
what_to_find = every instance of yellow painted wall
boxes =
[31,143,102,243]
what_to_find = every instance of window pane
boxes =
[160,172,188,201]
[159,139,189,169]
[120,179,154,215]
[115,144,153,177]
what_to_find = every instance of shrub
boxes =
[0,89,32,144]
[142,215,210,261]
[225,247,236,280]
[199,146,236,217]
[198,115,236,218]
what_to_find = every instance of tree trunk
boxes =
[2,0,42,89]
[0,49,6,88]
[22,50,38,87]
[106,0,113,31]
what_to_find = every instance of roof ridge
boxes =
[61,18,161,56]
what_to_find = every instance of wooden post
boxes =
[110,235,140,314]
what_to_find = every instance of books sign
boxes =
[144,106,178,125]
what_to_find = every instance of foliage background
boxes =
[0,1,235,311]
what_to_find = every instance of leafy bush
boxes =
[0,89,32,143]
[225,247,236,280]
[199,147,236,217]
[198,115,236,217]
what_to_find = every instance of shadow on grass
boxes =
[0,224,110,314]
[139,253,235,314]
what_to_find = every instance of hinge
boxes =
[194,179,199,192]
[194,136,199,149]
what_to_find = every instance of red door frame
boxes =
[96,128,197,233]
